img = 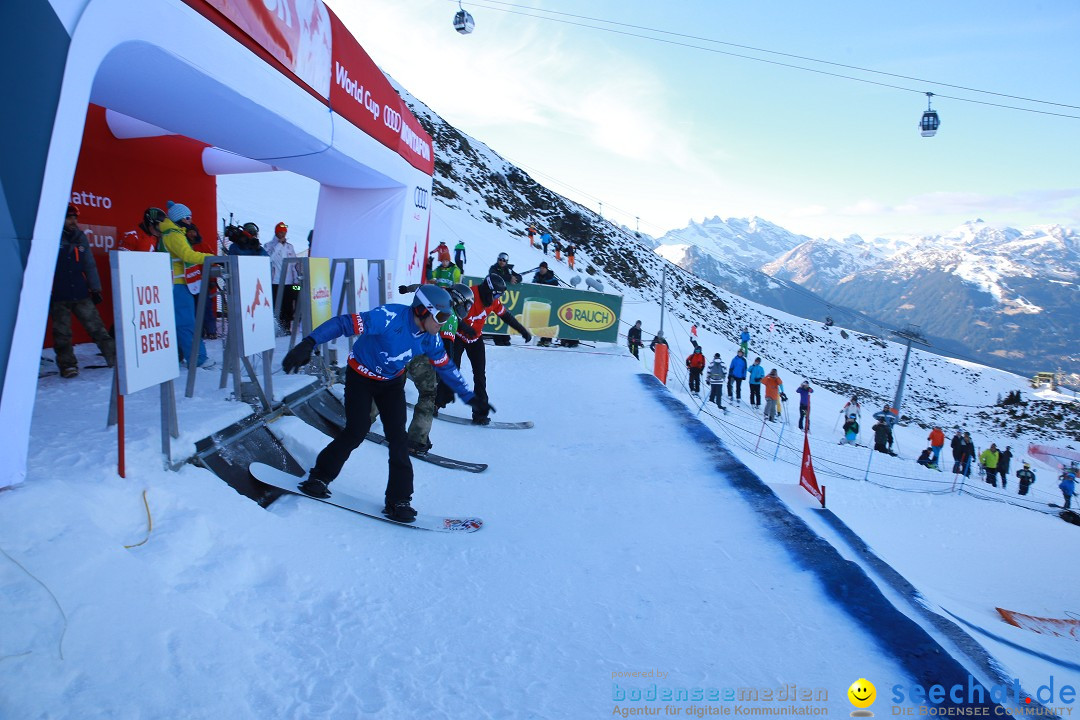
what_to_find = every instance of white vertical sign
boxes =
[111,251,179,395]
[234,256,275,356]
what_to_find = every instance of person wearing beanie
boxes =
[166,201,192,223]
[532,261,557,286]
[706,352,727,411]
[429,244,461,288]
[160,200,213,368]
[50,203,116,377]
[747,356,765,408]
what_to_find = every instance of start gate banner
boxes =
[308,257,333,329]
[110,251,179,395]
[462,276,622,343]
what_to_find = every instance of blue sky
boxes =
[225,1,1079,242]
[325,0,1080,240]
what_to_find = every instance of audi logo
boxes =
[414,187,429,210]
[384,106,402,132]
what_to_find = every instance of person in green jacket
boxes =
[429,245,462,288]
[979,444,1001,487]
[453,240,466,272]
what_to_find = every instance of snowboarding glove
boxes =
[90,290,103,305]
[466,396,495,416]
[780,392,788,401]
[398,285,409,295]
[459,324,477,339]
[282,337,315,374]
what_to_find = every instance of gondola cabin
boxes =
[454,8,475,34]
[920,110,940,137]
[919,92,939,137]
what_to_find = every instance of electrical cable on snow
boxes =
[0,544,67,661]
[123,490,154,549]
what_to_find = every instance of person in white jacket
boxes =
[264,222,300,333]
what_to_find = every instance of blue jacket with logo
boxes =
[308,305,473,401]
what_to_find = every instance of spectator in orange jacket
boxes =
[686,345,706,395]
[761,369,784,422]
[927,426,945,467]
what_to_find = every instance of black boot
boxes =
[383,499,417,523]
[408,439,432,456]
[298,476,331,499]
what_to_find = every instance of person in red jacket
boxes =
[686,345,706,396]
[435,274,532,425]
[927,426,945,468]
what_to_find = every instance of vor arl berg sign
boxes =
[111,252,179,395]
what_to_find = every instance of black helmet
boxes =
[143,207,165,226]
[448,283,474,319]
[412,285,453,324]
[139,207,166,235]
[479,273,505,306]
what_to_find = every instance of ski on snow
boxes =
[365,431,488,473]
[408,401,533,430]
[248,462,483,532]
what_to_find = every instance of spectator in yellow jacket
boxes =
[979,444,1001,487]
[161,201,213,368]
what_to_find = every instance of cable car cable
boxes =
[459,0,1080,119]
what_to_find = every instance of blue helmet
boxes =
[412,285,453,324]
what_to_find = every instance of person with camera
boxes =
[49,203,116,377]
[280,285,483,522]
[224,221,267,257]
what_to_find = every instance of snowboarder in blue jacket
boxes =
[281,286,487,522]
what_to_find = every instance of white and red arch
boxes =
[0,0,435,488]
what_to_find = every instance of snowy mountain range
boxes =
[657,217,1079,378]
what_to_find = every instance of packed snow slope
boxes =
[6,189,1080,716]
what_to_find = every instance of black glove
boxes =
[90,290,103,305]
[282,337,315,374]
[459,324,477,339]
[466,395,495,415]
[398,285,409,295]
[780,392,788,401]
[521,330,533,343]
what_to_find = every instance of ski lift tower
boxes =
[891,325,930,417]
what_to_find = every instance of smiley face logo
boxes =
[848,678,876,714]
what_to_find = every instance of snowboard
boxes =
[435,412,533,430]
[248,462,483,532]
[365,431,488,473]
[412,402,533,429]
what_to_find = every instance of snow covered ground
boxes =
[5,312,1078,718]
[4,198,1078,718]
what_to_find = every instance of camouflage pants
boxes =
[50,297,116,370]
[370,354,437,448]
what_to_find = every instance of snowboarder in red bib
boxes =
[436,274,532,425]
